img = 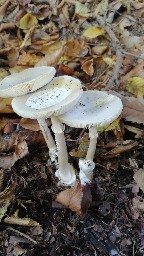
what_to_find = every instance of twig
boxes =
[93,13,123,88]
[7,227,37,244]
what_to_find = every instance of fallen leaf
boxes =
[125,125,144,138]
[75,2,91,18]
[17,51,42,66]
[0,68,9,80]
[0,98,13,113]
[122,97,144,124]
[64,39,88,57]
[70,138,89,158]
[0,0,10,22]
[92,45,108,55]
[36,41,64,67]
[20,118,51,131]
[0,175,17,221]
[95,0,108,16]
[126,77,144,99]
[134,169,144,192]
[83,27,105,40]
[103,56,116,67]
[0,140,29,168]
[4,216,40,226]
[101,140,139,158]
[19,13,38,30]
[56,183,92,217]
[121,61,144,83]
[81,59,94,76]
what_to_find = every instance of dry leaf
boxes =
[103,56,116,67]
[0,140,29,168]
[0,176,17,221]
[7,48,19,68]
[92,45,108,55]
[4,216,40,226]
[122,97,144,124]
[125,125,144,138]
[101,140,139,158]
[0,98,13,113]
[83,27,105,40]
[134,169,144,192]
[126,77,144,99]
[121,61,144,83]
[81,59,94,76]
[19,13,38,30]
[0,130,46,153]
[17,51,42,66]
[75,2,91,18]
[64,39,88,57]
[95,0,108,16]
[36,41,64,67]
[20,118,51,131]
[0,68,9,80]
[56,183,92,217]
[70,138,89,158]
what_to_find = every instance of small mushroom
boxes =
[59,90,123,184]
[12,75,83,186]
[0,66,56,97]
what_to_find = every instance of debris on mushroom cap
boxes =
[0,66,56,98]
[12,75,83,119]
[59,90,123,128]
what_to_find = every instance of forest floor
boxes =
[0,0,144,255]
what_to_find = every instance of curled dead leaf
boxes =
[81,59,94,76]
[4,216,40,226]
[56,182,92,217]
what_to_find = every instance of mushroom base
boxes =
[55,164,76,186]
[48,147,58,166]
[79,159,95,184]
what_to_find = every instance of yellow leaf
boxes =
[81,59,94,76]
[19,13,38,30]
[0,98,13,113]
[103,56,116,67]
[97,116,121,132]
[69,139,89,158]
[95,0,108,15]
[126,77,144,99]
[75,2,91,18]
[83,27,105,40]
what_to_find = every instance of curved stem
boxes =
[37,118,57,163]
[51,116,76,186]
[86,127,98,161]
[37,118,56,149]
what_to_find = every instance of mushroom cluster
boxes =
[0,66,123,186]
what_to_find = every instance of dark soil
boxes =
[0,124,144,256]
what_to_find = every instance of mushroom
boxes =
[59,90,123,184]
[12,75,83,186]
[0,66,57,164]
[0,66,56,97]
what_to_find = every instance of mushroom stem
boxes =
[37,118,57,164]
[51,116,76,186]
[86,127,98,160]
[79,127,98,184]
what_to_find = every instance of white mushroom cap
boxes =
[12,75,83,119]
[59,91,123,128]
[0,66,56,98]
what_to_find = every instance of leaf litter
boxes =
[0,0,144,255]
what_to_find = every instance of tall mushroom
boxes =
[12,75,83,186]
[59,90,123,184]
[0,66,57,164]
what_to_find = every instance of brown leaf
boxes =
[0,140,29,169]
[20,118,51,131]
[121,61,144,84]
[0,129,46,153]
[101,140,139,158]
[81,59,94,76]
[7,48,19,68]
[122,98,144,124]
[0,98,13,113]
[56,183,92,217]
[0,0,10,21]
[17,51,42,66]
